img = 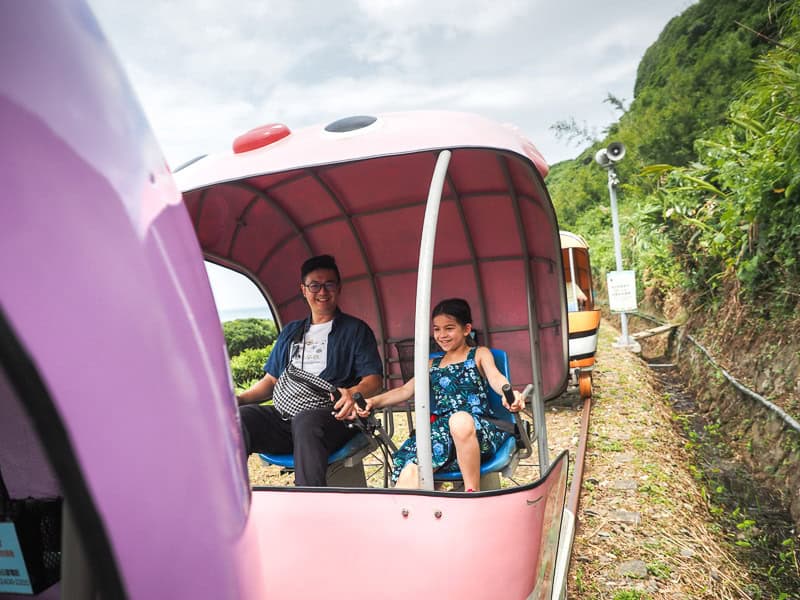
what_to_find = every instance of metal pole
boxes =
[500,155,550,473]
[567,247,578,311]
[414,150,452,491]
[607,166,631,346]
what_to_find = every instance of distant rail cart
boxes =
[560,231,601,398]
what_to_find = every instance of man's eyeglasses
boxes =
[303,281,339,293]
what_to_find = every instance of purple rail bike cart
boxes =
[0,3,571,598]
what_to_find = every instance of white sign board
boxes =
[607,270,637,313]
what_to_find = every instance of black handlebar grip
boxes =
[331,388,342,402]
[352,391,367,410]
[502,384,515,406]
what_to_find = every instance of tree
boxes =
[546,0,792,312]
[222,318,277,358]
[230,345,273,391]
[646,5,800,312]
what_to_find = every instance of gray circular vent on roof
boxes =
[324,115,377,133]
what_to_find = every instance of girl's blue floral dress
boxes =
[391,346,511,483]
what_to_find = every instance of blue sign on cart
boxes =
[0,522,33,594]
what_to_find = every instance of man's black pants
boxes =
[240,404,358,486]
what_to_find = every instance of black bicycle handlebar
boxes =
[502,384,515,407]
[352,391,367,410]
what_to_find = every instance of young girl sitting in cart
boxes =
[357,298,525,491]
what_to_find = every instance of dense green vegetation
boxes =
[222,318,276,358]
[547,0,798,317]
[222,318,276,389]
[230,345,272,391]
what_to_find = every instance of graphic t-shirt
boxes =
[290,320,333,375]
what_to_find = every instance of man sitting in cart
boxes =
[236,254,383,486]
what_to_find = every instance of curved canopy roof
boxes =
[559,230,590,250]
[176,111,568,399]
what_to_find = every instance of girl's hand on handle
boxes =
[509,390,525,412]
[502,384,525,412]
[353,392,374,418]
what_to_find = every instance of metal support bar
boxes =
[414,150,452,490]
[567,246,579,310]
[499,154,550,473]
[607,167,633,347]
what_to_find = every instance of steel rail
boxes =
[551,395,592,599]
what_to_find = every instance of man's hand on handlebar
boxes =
[332,388,357,420]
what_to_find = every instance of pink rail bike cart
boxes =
[1,3,573,599]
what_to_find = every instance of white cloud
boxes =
[354,0,532,34]
[89,0,698,166]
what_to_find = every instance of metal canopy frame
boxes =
[181,137,568,477]
[189,153,561,380]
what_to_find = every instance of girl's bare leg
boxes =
[449,411,480,491]
[395,462,420,488]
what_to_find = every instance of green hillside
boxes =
[632,0,784,166]
[547,0,799,318]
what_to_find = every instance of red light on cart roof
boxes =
[233,123,291,153]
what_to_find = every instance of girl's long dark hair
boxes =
[432,298,477,346]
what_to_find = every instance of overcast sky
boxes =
[88,0,696,170]
[86,0,696,314]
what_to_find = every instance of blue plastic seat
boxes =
[258,348,522,488]
[259,433,372,469]
[259,421,377,487]
[431,348,520,484]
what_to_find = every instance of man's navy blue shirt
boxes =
[264,310,383,388]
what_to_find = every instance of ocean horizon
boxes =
[218,306,273,323]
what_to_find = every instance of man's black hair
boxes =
[300,254,340,282]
